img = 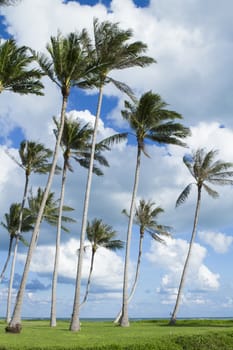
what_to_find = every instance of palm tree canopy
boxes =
[1,203,34,244]
[82,18,156,97]
[18,140,57,177]
[86,218,124,253]
[33,31,94,98]
[0,39,43,95]
[27,188,76,233]
[122,91,190,155]
[123,199,171,243]
[176,148,233,207]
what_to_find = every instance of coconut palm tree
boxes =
[114,199,171,323]
[2,140,54,282]
[80,218,124,307]
[9,31,93,330]
[70,18,155,332]
[0,204,33,283]
[1,204,34,323]
[0,39,43,95]
[27,187,75,231]
[120,91,190,327]
[169,148,233,325]
[50,116,109,327]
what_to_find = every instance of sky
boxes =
[0,0,233,320]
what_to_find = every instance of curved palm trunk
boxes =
[6,236,19,323]
[9,96,68,329]
[5,166,30,321]
[80,248,96,307]
[169,186,202,325]
[120,145,141,327]
[70,86,103,332]
[114,230,144,324]
[0,173,29,283]
[18,162,30,237]
[0,236,14,283]
[50,162,67,327]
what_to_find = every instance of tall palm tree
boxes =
[1,204,34,323]
[70,18,155,332]
[120,91,190,327]
[9,31,93,330]
[114,199,171,323]
[80,218,124,307]
[2,140,54,282]
[50,116,109,327]
[0,39,43,95]
[0,204,32,283]
[169,148,233,325]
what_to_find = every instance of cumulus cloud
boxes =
[146,237,220,305]
[199,231,233,253]
[17,238,125,294]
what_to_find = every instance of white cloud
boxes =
[146,236,220,305]
[17,238,124,293]
[199,231,233,253]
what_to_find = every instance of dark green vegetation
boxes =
[1,319,233,349]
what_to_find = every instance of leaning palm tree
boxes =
[0,39,43,95]
[1,204,34,323]
[9,31,93,331]
[0,204,32,284]
[2,140,54,282]
[169,148,233,325]
[80,218,124,307]
[70,18,155,332]
[114,199,171,323]
[50,116,109,327]
[120,91,190,327]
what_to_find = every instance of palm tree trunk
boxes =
[50,162,67,327]
[9,96,68,329]
[120,145,141,327]
[4,164,29,322]
[6,236,19,323]
[114,230,144,324]
[169,186,202,325]
[17,164,30,237]
[0,236,14,283]
[70,85,103,332]
[80,249,95,307]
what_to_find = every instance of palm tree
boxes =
[80,218,124,307]
[70,18,155,332]
[169,148,233,325]
[50,116,109,327]
[1,204,34,323]
[2,140,54,282]
[0,39,43,95]
[27,187,75,231]
[9,31,93,330]
[120,91,190,327]
[114,199,171,323]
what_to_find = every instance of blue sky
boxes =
[0,0,233,320]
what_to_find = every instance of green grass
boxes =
[0,319,233,349]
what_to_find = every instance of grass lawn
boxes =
[0,319,233,349]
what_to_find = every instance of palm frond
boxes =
[176,183,193,207]
[202,183,219,198]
